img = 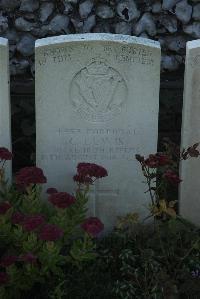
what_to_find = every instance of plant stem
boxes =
[143,165,155,205]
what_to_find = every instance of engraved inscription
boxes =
[116,46,154,65]
[39,127,138,162]
[37,44,154,67]
[70,58,127,122]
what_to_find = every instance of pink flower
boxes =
[74,163,108,186]
[81,217,104,237]
[0,147,13,161]
[46,188,58,194]
[0,255,17,267]
[144,155,159,168]
[15,166,47,187]
[22,215,45,232]
[48,192,76,209]
[0,272,9,285]
[20,253,37,264]
[163,170,182,185]
[77,163,108,179]
[0,202,12,215]
[156,153,171,166]
[144,154,171,168]
[11,212,25,224]
[39,224,63,241]
[73,174,93,185]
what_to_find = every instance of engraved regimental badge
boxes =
[70,58,127,122]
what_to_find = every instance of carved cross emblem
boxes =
[88,180,119,216]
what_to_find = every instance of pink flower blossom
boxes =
[11,212,25,224]
[22,215,45,232]
[39,224,63,241]
[163,170,182,185]
[0,147,13,161]
[77,163,108,179]
[156,153,171,166]
[48,192,76,209]
[16,166,47,187]
[81,217,104,237]
[0,255,17,267]
[20,253,37,264]
[0,272,9,285]
[0,202,11,215]
[73,174,93,185]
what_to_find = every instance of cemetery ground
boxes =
[0,143,199,299]
[0,33,200,298]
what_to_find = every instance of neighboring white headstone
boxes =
[180,40,200,227]
[0,38,11,181]
[35,34,160,230]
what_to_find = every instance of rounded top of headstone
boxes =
[187,39,200,50]
[0,37,8,46]
[35,33,160,49]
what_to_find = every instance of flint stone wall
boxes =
[0,0,199,78]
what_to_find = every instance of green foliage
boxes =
[0,143,199,299]
[136,141,200,221]
[53,219,199,299]
[0,169,99,298]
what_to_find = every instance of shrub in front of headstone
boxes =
[58,212,200,298]
[0,148,105,298]
[135,141,200,222]
[110,218,200,299]
[108,140,200,298]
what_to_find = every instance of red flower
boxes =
[144,154,170,168]
[0,272,9,285]
[15,166,47,187]
[81,217,104,237]
[11,212,25,224]
[0,255,17,267]
[39,224,63,241]
[163,170,182,185]
[48,192,76,209]
[156,153,171,166]
[74,163,108,185]
[20,253,37,264]
[22,215,45,232]
[0,147,13,161]
[77,163,108,179]
[0,202,11,215]
[46,187,58,194]
[144,155,159,168]
[73,174,93,185]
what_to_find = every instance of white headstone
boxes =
[0,38,11,181]
[180,40,200,226]
[35,34,160,230]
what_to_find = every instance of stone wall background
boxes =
[0,0,199,76]
[0,0,198,169]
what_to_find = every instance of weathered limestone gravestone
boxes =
[35,34,160,230]
[0,37,11,181]
[180,40,200,227]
